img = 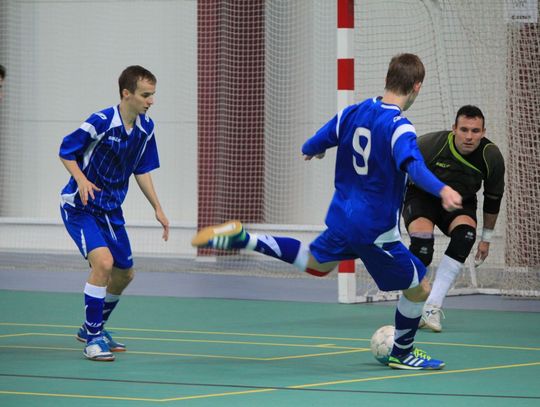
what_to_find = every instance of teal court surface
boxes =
[0,290,539,407]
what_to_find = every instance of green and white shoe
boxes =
[191,220,246,250]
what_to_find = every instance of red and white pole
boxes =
[337,0,357,303]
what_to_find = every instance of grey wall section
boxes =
[0,0,198,223]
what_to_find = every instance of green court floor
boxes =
[0,290,539,406]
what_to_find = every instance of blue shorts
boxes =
[310,228,426,291]
[60,205,133,269]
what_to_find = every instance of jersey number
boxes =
[352,127,371,175]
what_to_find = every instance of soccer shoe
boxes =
[83,337,115,361]
[388,348,445,370]
[191,220,246,249]
[76,326,126,352]
[419,304,445,332]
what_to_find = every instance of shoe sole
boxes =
[84,352,115,362]
[388,362,445,370]
[76,335,127,352]
[191,220,243,248]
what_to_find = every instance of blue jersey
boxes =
[59,105,160,221]
[303,97,441,244]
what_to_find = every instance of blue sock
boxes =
[250,234,302,265]
[103,293,120,325]
[391,296,424,357]
[83,283,106,342]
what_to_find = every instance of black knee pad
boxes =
[409,235,434,267]
[445,224,476,263]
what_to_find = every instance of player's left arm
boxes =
[133,130,169,241]
[135,172,169,242]
[475,143,505,266]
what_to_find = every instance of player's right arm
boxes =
[59,157,100,206]
[302,108,347,160]
[59,112,108,205]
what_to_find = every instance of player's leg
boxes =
[61,206,115,361]
[358,242,444,370]
[423,214,477,332]
[403,186,438,267]
[407,218,435,267]
[191,220,340,276]
[97,222,134,351]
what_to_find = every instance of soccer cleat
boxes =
[419,304,445,332]
[83,336,115,361]
[388,348,445,370]
[76,326,126,352]
[191,220,246,249]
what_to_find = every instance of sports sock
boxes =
[102,293,121,324]
[391,295,424,357]
[244,233,309,272]
[83,283,106,341]
[426,254,462,307]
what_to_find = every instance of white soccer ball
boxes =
[370,325,395,365]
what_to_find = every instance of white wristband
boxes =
[481,228,494,243]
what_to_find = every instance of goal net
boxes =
[0,0,538,299]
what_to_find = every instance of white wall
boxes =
[0,0,198,225]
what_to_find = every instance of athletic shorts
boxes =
[60,205,133,269]
[402,186,477,236]
[309,228,426,292]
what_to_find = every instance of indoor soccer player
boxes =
[192,53,462,370]
[59,65,169,361]
[403,105,505,332]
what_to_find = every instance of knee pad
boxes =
[445,224,476,263]
[409,234,434,267]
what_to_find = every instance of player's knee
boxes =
[92,256,114,273]
[404,278,430,302]
[409,234,434,267]
[445,224,476,263]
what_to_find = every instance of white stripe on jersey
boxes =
[82,137,104,170]
[336,108,345,139]
[380,103,401,111]
[391,123,416,150]
[80,122,98,139]
[61,189,79,207]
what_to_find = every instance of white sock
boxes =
[426,254,462,307]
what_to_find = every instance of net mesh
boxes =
[0,0,539,298]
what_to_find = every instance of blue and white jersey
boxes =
[302,97,430,244]
[59,105,159,221]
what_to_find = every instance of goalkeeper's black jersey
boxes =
[413,130,505,205]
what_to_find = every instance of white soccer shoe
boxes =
[84,336,115,361]
[419,304,445,333]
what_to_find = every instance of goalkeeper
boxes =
[402,105,505,332]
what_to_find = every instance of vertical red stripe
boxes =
[339,260,355,273]
[337,0,354,29]
[337,58,354,90]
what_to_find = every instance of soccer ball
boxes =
[370,325,395,365]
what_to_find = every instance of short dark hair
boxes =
[385,53,425,95]
[118,65,156,98]
[0,64,5,79]
[455,105,485,128]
